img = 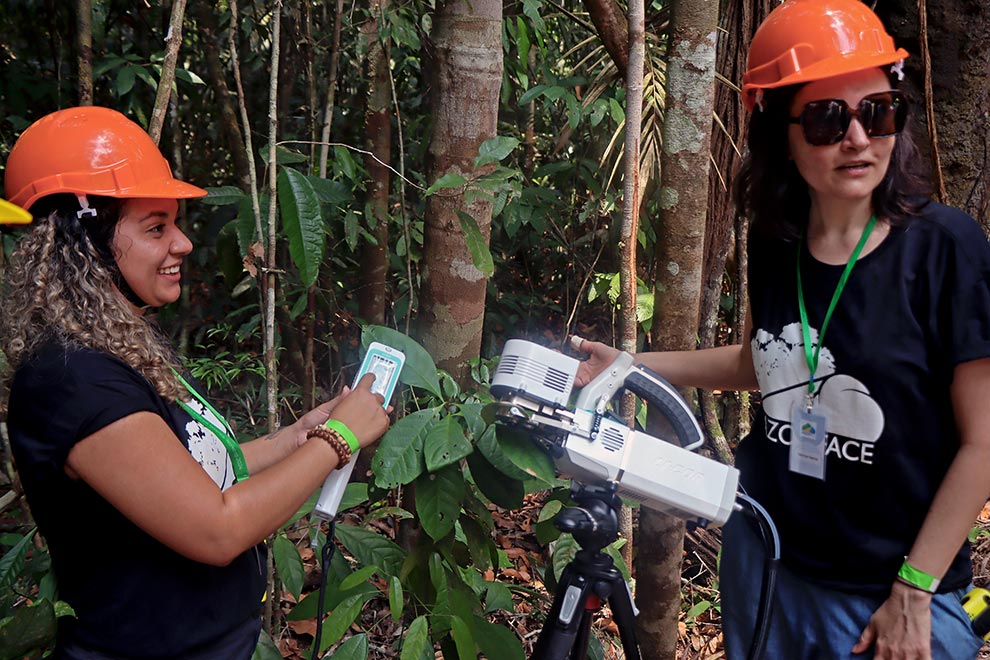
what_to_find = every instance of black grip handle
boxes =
[624,366,703,449]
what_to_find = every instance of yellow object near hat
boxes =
[0,197,31,225]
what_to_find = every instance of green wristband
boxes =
[324,419,359,453]
[897,559,940,593]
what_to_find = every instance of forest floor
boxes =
[280,496,990,659]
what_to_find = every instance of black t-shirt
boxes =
[8,341,267,658]
[739,200,990,595]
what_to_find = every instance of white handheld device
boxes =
[313,342,405,520]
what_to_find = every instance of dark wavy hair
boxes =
[733,78,929,241]
[1,194,184,404]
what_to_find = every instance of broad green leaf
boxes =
[459,514,494,570]
[330,633,368,659]
[424,172,467,196]
[416,465,464,540]
[518,84,548,106]
[0,598,55,660]
[0,529,35,591]
[423,415,473,472]
[475,427,529,481]
[456,210,494,277]
[334,524,405,578]
[362,326,441,396]
[483,581,514,614]
[450,615,476,660]
[236,196,261,259]
[686,599,712,618]
[338,564,377,591]
[373,408,438,488]
[115,64,137,95]
[467,452,524,509]
[316,593,370,653]
[278,168,325,288]
[388,576,403,623]
[474,136,520,168]
[400,616,429,660]
[251,631,282,660]
[333,145,361,181]
[551,534,578,583]
[260,143,308,165]
[273,535,304,600]
[338,482,369,513]
[306,176,352,206]
[473,615,525,660]
[174,68,206,85]
[202,186,247,206]
[494,427,556,485]
[344,210,359,252]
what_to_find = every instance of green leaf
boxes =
[174,68,206,85]
[344,210,359,252]
[416,464,465,541]
[373,408,439,488]
[0,598,55,660]
[551,534,578,583]
[251,631,282,660]
[278,168,325,288]
[493,427,557,485]
[455,210,494,277]
[333,524,405,578]
[0,529,35,591]
[475,427,528,481]
[686,599,712,618]
[424,172,468,196]
[388,576,404,623]
[474,136,520,168]
[338,482,369,513]
[473,615,525,660]
[272,535,304,600]
[483,581,514,614]
[333,145,361,181]
[316,593,370,653]
[115,64,138,95]
[260,143,308,165]
[330,633,368,659]
[423,415,473,472]
[459,514,494,571]
[467,452,524,509]
[400,616,429,660]
[202,186,247,206]
[338,564,377,591]
[362,326,441,397]
[307,176,352,206]
[450,615,476,660]
[518,84,548,106]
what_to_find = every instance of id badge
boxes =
[789,402,827,480]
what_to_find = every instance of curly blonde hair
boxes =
[0,196,184,406]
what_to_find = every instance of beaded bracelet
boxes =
[306,426,352,468]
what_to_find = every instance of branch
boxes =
[148,0,188,145]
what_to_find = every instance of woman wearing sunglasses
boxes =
[0,107,392,659]
[574,1,990,658]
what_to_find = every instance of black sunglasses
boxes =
[788,90,908,146]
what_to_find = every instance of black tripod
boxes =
[532,482,641,660]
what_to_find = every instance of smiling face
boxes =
[112,198,192,308]
[788,68,896,210]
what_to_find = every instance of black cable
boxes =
[735,493,780,660]
[311,520,337,660]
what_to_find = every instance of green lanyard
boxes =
[172,370,250,483]
[797,214,877,405]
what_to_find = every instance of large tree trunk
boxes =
[359,0,392,326]
[878,0,990,227]
[76,0,92,105]
[418,0,502,381]
[639,0,718,657]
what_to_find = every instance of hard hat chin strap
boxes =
[890,60,905,82]
[76,194,98,219]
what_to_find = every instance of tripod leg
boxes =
[608,581,642,660]
[532,567,596,660]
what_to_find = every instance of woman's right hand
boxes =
[325,373,391,448]
[572,336,622,387]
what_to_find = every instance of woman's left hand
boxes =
[287,388,351,450]
[852,581,932,659]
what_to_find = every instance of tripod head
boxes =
[555,483,621,556]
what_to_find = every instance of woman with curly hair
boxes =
[0,106,391,659]
[573,1,990,658]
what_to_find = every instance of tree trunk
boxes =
[639,0,718,657]
[583,0,629,71]
[191,2,252,191]
[359,0,391,326]
[418,0,502,381]
[76,0,92,105]
[878,0,990,226]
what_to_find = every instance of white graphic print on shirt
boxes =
[751,322,885,466]
[183,399,236,490]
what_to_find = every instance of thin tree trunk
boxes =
[318,0,344,179]
[76,0,93,105]
[639,0,718,657]
[148,0,187,145]
[418,0,503,382]
[617,0,645,580]
[359,0,392,326]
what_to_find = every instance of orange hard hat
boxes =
[3,106,206,216]
[0,198,31,225]
[741,0,909,112]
